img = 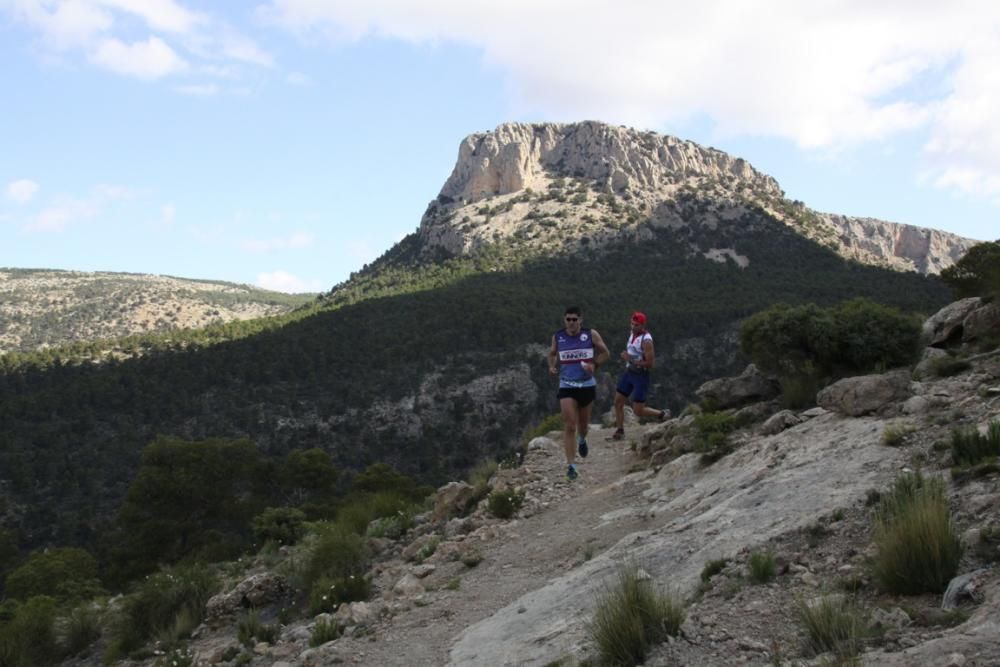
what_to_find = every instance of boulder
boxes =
[402,534,441,562]
[695,364,779,409]
[816,370,911,416]
[962,301,1000,342]
[205,572,292,622]
[433,481,478,521]
[761,410,801,435]
[923,298,981,347]
[914,347,950,378]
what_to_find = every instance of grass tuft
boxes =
[747,550,776,584]
[588,563,685,666]
[872,472,963,595]
[795,595,869,659]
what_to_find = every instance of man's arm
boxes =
[548,335,559,375]
[640,336,655,369]
[590,329,611,367]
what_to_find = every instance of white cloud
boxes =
[90,36,188,79]
[286,71,311,86]
[28,196,99,232]
[23,183,130,233]
[161,203,176,224]
[175,82,218,95]
[3,0,113,50]
[241,231,315,253]
[6,179,40,204]
[259,0,1000,200]
[255,270,321,293]
[95,0,205,33]
[2,1,273,84]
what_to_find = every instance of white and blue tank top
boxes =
[555,327,597,388]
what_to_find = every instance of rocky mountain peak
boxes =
[411,121,978,276]
[437,121,782,205]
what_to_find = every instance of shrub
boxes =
[0,595,59,667]
[301,525,369,592]
[308,575,371,614]
[106,564,218,660]
[588,563,685,667]
[700,558,729,582]
[881,424,914,447]
[59,604,102,657]
[309,617,341,647]
[795,595,869,658]
[951,421,1000,467]
[940,239,1000,299]
[690,412,738,464]
[872,474,962,594]
[460,547,484,568]
[3,547,102,602]
[926,355,972,378]
[524,413,564,443]
[253,507,307,547]
[237,609,280,647]
[740,299,921,393]
[487,488,525,519]
[747,550,776,584]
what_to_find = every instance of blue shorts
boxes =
[616,370,650,403]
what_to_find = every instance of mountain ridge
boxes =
[406,121,976,278]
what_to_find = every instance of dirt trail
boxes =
[326,424,654,666]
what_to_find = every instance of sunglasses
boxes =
[565,316,579,322]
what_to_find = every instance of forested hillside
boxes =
[0,211,950,559]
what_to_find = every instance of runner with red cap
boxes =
[609,311,670,441]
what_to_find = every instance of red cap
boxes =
[631,311,647,325]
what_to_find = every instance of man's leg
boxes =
[559,397,579,465]
[613,391,627,430]
[578,401,592,441]
[633,401,670,420]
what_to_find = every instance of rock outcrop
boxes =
[414,121,978,275]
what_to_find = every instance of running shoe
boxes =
[578,435,589,458]
[566,464,579,481]
[659,409,671,422]
[608,428,625,441]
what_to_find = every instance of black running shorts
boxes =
[557,386,596,407]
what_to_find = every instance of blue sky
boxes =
[1,2,997,293]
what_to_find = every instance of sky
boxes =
[1,1,998,293]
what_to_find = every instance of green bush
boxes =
[740,299,922,395]
[881,424,914,447]
[3,547,102,602]
[308,575,371,614]
[940,239,1000,299]
[524,413,564,443]
[872,474,963,595]
[487,488,526,519]
[253,507,307,547]
[59,604,102,657]
[796,595,869,658]
[106,564,218,661]
[237,609,280,647]
[309,617,342,647]
[300,525,369,593]
[0,596,59,667]
[747,550,776,584]
[951,421,1000,467]
[588,563,685,667]
[700,558,729,582]
[690,412,738,464]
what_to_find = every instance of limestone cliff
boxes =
[416,121,977,275]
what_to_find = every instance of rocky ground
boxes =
[75,315,1000,667]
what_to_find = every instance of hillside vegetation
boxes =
[0,269,315,355]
